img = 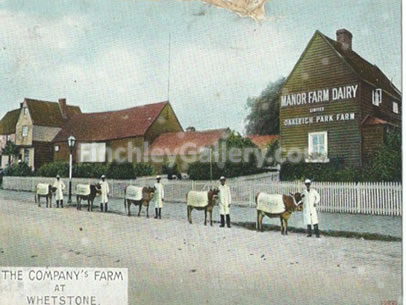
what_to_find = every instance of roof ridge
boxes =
[78,101,168,115]
[156,128,228,135]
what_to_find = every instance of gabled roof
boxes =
[147,128,229,156]
[53,101,169,142]
[25,98,82,127]
[0,109,20,135]
[247,135,280,149]
[318,31,401,100]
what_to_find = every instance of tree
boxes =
[368,129,401,181]
[2,141,19,166]
[245,77,286,135]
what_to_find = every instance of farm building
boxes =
[0,109,20,168]
[247,134,280,153]
[279,29,401,167]
[145,128,230,172]
[52,101,183,165]
[0,98,82,170]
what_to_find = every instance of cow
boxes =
[76,184,101,211]
[123,186,155,217]
[256,192,303,235]
[35,184,56,208]
[186,188,219,226]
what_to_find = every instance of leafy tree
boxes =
[2,141,19,166]
[245,77,286,135]
[368,129,401,181]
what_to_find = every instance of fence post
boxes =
[356,182,361,214]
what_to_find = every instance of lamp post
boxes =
[67,135,76,203]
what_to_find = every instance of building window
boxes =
[307,131,329,163]
[24,149,29,164]
[24,107,28,115]
[393,102,399,114]
[55,145,60,152]
[6,135,10,141]
[372,88,382,106]
[22,126,28,137]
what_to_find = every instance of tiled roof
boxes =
[247,135,280,149]
[320,32,401,100]
[147,128,229,156]
[53,101,169,142]
[0,109,20,135]
[25,98,82,127]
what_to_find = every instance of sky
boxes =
[0,0,401,134]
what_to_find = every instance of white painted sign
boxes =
[0,267,128,305]
[284,112,355,126]
[281,84,358,107]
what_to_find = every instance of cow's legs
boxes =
[258,213,264,232]
[204,208,207,226]
[146,204,149,218]
[188,206,192,224]
[210,210,213,226]
[280,216,284,234]
[38,196,41,207]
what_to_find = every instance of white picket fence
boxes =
[2,176,402,216]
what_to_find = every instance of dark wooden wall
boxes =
[280,33,362,167]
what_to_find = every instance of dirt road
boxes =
[0,198,401,305]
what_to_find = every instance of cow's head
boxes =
[209,187,220,201]
[147,186,155,199]
[92,183,102,195]
[290,192,304,211]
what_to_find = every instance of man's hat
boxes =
[220,176,226,181]
[56,175,60,178]
[101,175,106,179]
[156,175,161,179]
[305,179,311,184]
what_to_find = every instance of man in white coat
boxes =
[53,175,65,208]
[218,176,232,228]
[100,175,110,212]
[153,176,164,219]
[302,179,320,237]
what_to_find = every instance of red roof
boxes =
[53,101,168,142]
[147,129,229,156]
[247,135,280,149]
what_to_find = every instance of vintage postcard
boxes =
[0,0,402,304]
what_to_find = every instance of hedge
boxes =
[3,163,34,177]
[35,162,154,179]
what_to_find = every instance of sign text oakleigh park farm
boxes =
[284,112,355,127]
[280,84,358,107]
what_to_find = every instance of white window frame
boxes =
[24,107,28,115]
[22,126,28,137]
[372,88,382,106]
[55,145,60,152]
[393,101,399,114]
[306,131,329,163]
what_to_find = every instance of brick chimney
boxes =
[58,98,68,119]
[336,29,352,51]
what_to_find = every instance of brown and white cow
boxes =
[186,188,219,226]
[256,192,303,235]
[35,183,56,208]
[124,186,155,217]
[76,184,101,211]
